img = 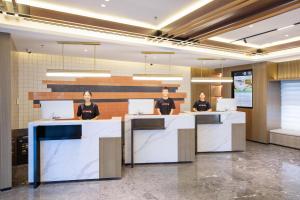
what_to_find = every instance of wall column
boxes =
[0,33,13,190]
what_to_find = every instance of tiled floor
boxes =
[1,141,300,200]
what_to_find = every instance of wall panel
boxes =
[0,33,13,190]
[221,62,280,143]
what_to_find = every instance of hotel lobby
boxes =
[1,0,300,200]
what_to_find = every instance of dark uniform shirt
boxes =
[155,98,176,115]
[193,100,211,111]
[77,103,100,120]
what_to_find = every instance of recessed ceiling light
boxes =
[248,25,254,28]
[101,4,106,7]
[285,34,289,37]
[105,0,110,2]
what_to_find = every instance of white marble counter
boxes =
[28,117,122,183]
[124,114,195,164]
[188,111,246,152]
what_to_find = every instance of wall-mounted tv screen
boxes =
[232,70,253,108]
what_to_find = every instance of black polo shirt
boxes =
[155,98,176,115]
[77,103,100,120]
[193,100,211,111]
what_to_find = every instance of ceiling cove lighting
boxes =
[15,0,156,29]
[46,69,111,77]
[156,0,214,29]
[191,77,233,83]
[132,51,183,81]
[16,0,214,30]
[46,41,111,78]
[0,16,252,60]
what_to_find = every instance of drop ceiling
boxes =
[0,27,251,68]
[34,0,198,26]
[1,0,300,66]
[210,7,300,48]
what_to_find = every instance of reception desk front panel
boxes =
[188,111,246,152]
[124,114,195,165]
[28,118,122,187]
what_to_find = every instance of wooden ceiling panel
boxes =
[25,6,154,36]
[164,0,300,40]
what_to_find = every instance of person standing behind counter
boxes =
[155,87,176,115]
[77,90,100,120]
[193,92,212,112]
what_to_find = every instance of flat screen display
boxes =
[232,70,253,108]
[128,99,154,115]
[41,100,74,119]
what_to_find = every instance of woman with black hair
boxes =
[77,90,100,120]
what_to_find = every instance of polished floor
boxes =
[1,141,300,200]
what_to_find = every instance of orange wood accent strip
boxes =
[42,80,180,88]
[42,76,180,87]
[35,101,184,120]
[29,92,187,100]
[33,104,41,108]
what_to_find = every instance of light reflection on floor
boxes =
[1,141,300,200]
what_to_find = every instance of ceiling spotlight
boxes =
[248,25,253,28]
[101,4,106,7]
[243,38,247,44]
[285,34,289,37]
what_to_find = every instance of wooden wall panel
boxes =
[191,67,216,110]
[278,60,300,80]
[43,77,180,87]
[72,101,183,119]
[221,62,280,143]
[29,92,186,100]
[30,77,186,119]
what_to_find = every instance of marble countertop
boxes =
[28,117,122,126]
[184,111,244,115]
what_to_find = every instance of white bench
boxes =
[270,129,300,149]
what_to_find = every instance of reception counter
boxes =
[124,114,195,167]
[187,111,246,152]
[28,118,122,188]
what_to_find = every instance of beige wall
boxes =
[17,52,191,128]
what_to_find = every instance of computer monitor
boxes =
[216,98,237,112]
[128,99,154,115]
[40,100,74,120]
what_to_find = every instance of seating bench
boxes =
[270,129,300,150]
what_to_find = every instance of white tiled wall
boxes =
[11,51,19,129]
[17,52,191,129]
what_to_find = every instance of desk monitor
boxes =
[216,98,237,112]
[40,100,74,119]
[128,99,154,115]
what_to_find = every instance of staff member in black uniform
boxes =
[155,87,176,115]
[77,90,100,120]
[193,92,212,112]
